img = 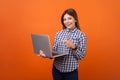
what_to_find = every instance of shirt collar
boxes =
[66,27,77,33]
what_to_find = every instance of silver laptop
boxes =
[31,34,69,58]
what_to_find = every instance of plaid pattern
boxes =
[53,28,87,72]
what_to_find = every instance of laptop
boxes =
[31,34,69,58]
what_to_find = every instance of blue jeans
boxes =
[52,66,78,80]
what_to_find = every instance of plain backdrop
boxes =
[0,0,120,80]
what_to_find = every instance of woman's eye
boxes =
[63,18,66,21]
[68,17,72,20]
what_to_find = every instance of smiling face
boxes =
[63,14,76,29]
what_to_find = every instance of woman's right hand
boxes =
[38,50,46,58]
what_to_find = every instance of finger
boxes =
[40,50,44,54]
[39,50,41,54]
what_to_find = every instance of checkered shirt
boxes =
[53,28,87,72]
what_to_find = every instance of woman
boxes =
[39,8,87,80]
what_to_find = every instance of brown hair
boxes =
[61,8,80,30]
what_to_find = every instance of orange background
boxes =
[0,0,120,80]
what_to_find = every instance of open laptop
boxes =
[31,34,69,58]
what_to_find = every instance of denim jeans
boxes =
[52,66,78,80]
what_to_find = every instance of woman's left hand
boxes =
[61,39,76,49]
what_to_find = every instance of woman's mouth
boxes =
[65,23,72,27]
